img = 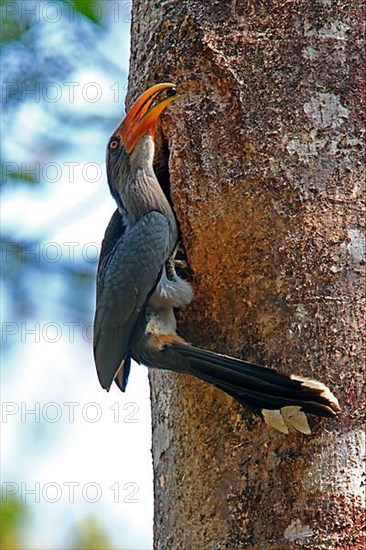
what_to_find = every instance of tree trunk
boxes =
[127,1,365,548]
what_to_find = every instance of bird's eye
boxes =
[109,137,120,151]
[166,87,176,98]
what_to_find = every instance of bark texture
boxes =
[127,1,365,548]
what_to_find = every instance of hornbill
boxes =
[93,82,340,434]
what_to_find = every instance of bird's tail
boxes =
[168,343,340,434]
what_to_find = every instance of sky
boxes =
[1,2,154,548]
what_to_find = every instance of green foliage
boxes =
[0,0,104,46]
[68,516,118,550]
[66,0,104,25]
[0,165,38,186]
[0,498,125,550]
[0,496,28,550]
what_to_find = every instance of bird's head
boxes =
[106,83,177,211]
[107,82,177,162]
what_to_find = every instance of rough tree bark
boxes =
[126,1,365,548]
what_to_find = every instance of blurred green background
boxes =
[1,1,152,549]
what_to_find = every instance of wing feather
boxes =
[93,211,171,389]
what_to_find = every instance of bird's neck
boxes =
[124,169,177,230]
[121,135,178,243]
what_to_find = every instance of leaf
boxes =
[0,165,38,187]
[66,0,104,26]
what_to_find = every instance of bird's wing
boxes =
[96,209,132,392]
[96,209,127,302]
[93,211,171,389]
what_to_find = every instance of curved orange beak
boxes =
[117,82,177,154]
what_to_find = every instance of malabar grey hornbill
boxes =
[93,82,340,434]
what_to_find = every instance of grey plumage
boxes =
[94,210,170,389]
[93,83,340,434]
